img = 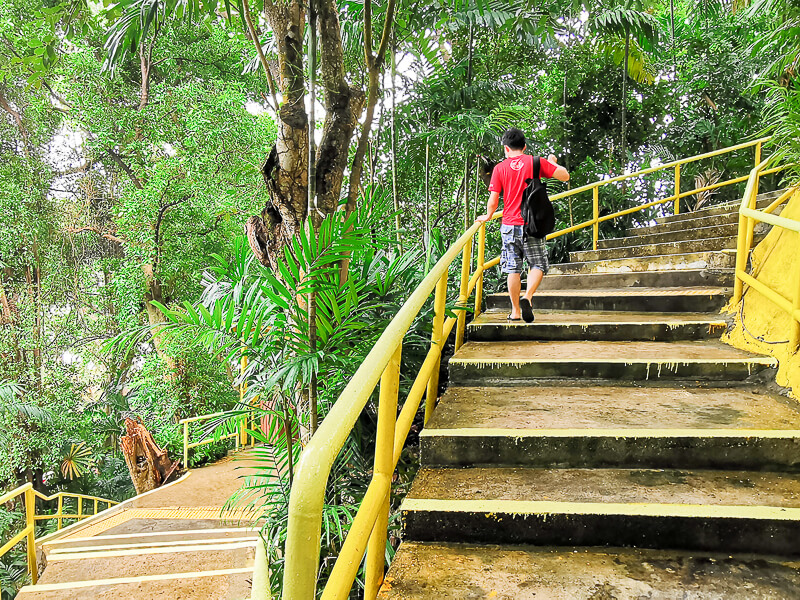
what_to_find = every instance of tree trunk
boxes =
[621,28,629,172]
[121,417,180,494]
[390,36,402,249]
[250,1,310,269]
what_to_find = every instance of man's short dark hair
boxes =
[501,128,526,150]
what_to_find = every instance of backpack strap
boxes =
[533,155,541,180]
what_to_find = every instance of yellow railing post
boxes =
[77,496,82,520]
[674,164,681,215]
[240,354,249,447]
[792,230,800,353]
[474,224,486,318]
[455,235,473,352]
[57,495,63,530]
[755,141,762,167]
[24,486,37,584]
[364,344,401,599]
[94,499,98,515]
[744,172,760,255]
[183,421,189,468]
[592,186,599,250]
[425,273,448,424]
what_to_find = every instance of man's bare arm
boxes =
[547,154,570,182]
[476,191,500,222]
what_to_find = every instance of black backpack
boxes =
[520,156,555,239]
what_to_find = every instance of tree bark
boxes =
[249,1,309,269]
[121,417,180,494]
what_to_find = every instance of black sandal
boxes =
[519,298,535,323]
[506,314,522,322]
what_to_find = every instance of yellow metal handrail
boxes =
[181,357,257,467]
[276,137,778,600]
[733,162,800,351]
[0,485,117,585]
[180,411,243,468]
[546,137,770,250]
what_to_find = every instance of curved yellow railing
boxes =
[0,484,117,584]
[274,137,776,600]
[733,161,800,351]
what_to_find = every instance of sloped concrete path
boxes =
[18,451,260,600]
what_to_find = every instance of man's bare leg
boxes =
[524,268,544,302]
[508,272,522,319]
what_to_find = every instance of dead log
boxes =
[121,417,180,495]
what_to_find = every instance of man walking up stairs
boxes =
[380,190,800,598]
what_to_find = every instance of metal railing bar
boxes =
[392,352,440,465]
[0,483,31,505]
[549,137,770,202]
[763,188,796,215]
[741,207,800,233]
[320,474,393,600]
[737,270,794,314]
[0,525,33,557]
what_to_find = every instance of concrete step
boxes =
[484,287,729,313]
[422,385,800,469]
[16,567,254,600]
[635,210,740,236]
[599,223,740,249]
[37,540,257,584]
[571,236,737,263]
[401,467,800,554]
[653,191,783,226]
[448,340,775,384]
[43,527,259,554]
[379,542,800,599]
[549,250,736,275]
[468,311,726,342]
[535,268,734,290]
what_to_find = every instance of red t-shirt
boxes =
[489,154,558,225]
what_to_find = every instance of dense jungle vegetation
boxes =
[1,0,799,595]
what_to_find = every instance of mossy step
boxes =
[379,542,800,599]
[549,250,736,275]
[571,236,737,263]
[598,223,740,249]
[483,287,729,313]
[533,269,734,290]
[402,467,800,553]
[468,311,726,342]
[654,190,783,226]
[449,340,775,384]
[422,385,800,469]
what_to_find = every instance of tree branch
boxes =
[106,149,143,189]
[0,88,31,158]
[243,0,280,112]
[67,226,125,245]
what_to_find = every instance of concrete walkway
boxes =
[18,451,261,600]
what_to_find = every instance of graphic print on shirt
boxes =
[509,158,525,172]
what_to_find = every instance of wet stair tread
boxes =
[424,386,800,432]
[451,340,775,363]
[378,541,800,599]
[405,467,800,509]
[471,311,725,326]
[486,287,729,298]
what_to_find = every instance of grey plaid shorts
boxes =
[500,224,549,275]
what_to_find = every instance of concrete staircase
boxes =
[17,454,259,600]
[380,193,800,598]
